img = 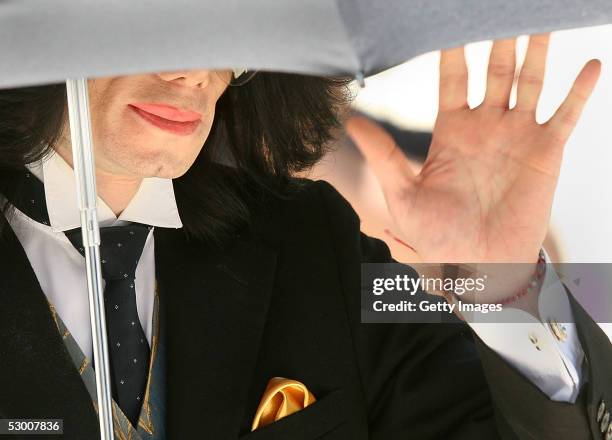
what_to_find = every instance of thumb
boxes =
[345,116,417,194]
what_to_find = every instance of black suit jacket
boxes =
[0,178,610,439]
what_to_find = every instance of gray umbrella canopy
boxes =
[2,2,611,439]
[1,0,612,88]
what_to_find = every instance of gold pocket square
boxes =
[251,377,316,431]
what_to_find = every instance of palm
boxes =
[349,35,600,264]
[401,106,558,262]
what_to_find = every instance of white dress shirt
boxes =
[5,151,585,403]
[6,151,182,360]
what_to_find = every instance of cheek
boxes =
[89,93,124,145]
[87,79,116,124]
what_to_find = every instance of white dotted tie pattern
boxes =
[65,225,151,427]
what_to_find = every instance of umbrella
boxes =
[2,1,612,439]
[1,0,612,88]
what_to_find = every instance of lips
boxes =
[128,103,202,136]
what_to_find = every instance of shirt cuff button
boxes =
[547,318,568,342]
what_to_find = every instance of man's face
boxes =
[61,70,231,179]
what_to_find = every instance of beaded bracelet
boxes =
[498,250,547,305]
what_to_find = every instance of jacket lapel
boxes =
[0,221,100,438]
[155,227,277,439]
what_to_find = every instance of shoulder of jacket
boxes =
[248,178,360,241]
[290,178,358,225]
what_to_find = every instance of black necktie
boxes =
[9,170,151,427]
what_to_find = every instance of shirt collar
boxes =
[26,151,183,232]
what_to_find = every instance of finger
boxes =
[547,59,601,144]
[345,116,416,193]
[484,39,517,108]
[516,34,550,113]
[439,47,468,112]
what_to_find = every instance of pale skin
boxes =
[54,69,232,214]
[346,34,601,312]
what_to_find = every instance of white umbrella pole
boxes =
[65,78,115,440]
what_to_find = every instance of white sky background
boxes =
[353,25,612,263]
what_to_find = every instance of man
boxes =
[0,35,610,439]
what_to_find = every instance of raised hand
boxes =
[348,34,601,266]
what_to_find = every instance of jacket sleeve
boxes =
[472,289,612,440]
[314,179,612,440]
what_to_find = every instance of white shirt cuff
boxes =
[466,249,584,402]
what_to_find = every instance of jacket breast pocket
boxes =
[238,388,347,440]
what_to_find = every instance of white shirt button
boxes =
[528,333,541,351]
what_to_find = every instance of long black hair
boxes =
[0,73,352,245]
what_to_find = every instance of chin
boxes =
[131,151,199,179]
[103,120,211,178]
[153,164,193,179]
[112,141,201,179]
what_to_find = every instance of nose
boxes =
[156,70,211,89]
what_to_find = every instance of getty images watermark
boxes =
[371,270,496,314]
[361,262,612,324]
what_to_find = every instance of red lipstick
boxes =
[128,103,202,135]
